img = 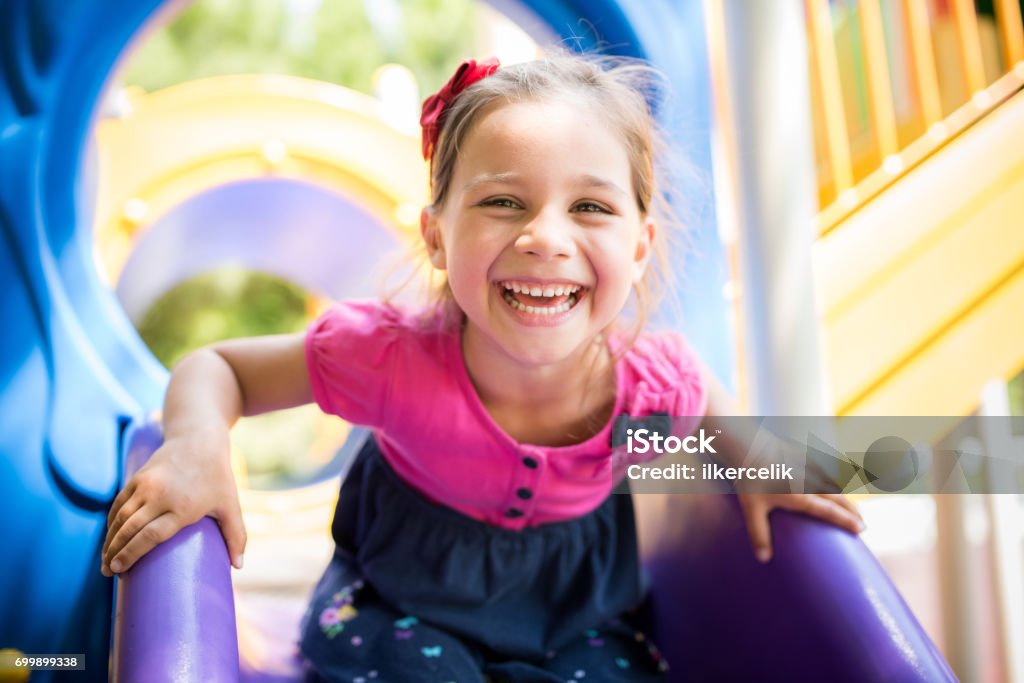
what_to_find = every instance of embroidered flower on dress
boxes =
[319,582,362,639]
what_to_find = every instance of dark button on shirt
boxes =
[505,508,524,518]
[516,487,533,500]
[522,456,538,469]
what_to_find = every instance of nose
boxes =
[514,209,576,260]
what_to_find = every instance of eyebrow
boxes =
[461,172,629,197]
[578,174,629,198]
[461,172,521,193]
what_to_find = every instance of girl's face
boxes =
[423,98,654,369]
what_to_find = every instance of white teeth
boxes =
[500,281,583,298]
[502,290,578,314]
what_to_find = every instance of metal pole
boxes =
[711,0,829,415]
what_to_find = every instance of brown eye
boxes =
[572,202,610,214]
[481,197,521,209]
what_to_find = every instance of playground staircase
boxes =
[815,83,1024,416]
[798,1,1024,416]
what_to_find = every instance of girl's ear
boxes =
[421,206,447,269]
[632,217,656,283]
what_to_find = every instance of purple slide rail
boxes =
[112,420,958,682]
[112,421,240,683]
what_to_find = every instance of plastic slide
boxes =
[115,420,958,682]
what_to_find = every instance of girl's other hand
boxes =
[100,428,246,576]
[737,492,866,563]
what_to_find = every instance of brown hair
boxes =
[413,50,689,343]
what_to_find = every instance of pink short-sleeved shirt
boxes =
[305,300,708,530]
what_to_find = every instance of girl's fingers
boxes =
[103,479,139,554]
[106,477,137,529]
[212,501,248,570]
[106,511,181,576]
[797,495,863,534]
[102,493,145,560]
[740,499,774,563]
[102,502,164,572]
[733,493,866,575]
[820,493,865,526]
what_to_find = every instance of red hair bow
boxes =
[420,57,500,160]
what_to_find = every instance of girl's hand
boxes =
[737,492,865,563]
[100,429,246,576]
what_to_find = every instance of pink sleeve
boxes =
[304,300,404,427]
[668,333,709,439]
[622,331,709,464]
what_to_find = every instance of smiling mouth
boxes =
[496,280,587,316]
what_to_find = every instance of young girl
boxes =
[101,53,865,682]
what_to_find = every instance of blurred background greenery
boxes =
[123,0,476,96]
[138,268,309,369]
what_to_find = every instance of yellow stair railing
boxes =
[807,0,1024,233]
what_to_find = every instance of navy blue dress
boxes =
[298,434,669,682]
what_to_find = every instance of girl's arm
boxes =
[100,332,311,576]
[697,367,866,563]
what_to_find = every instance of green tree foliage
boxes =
[121,0,478,95]
[138,267,309,369]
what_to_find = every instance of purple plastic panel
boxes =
[114,421,957,682]
[634,493,959,682]
[112,422,240,683]
[115,178,401,322]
